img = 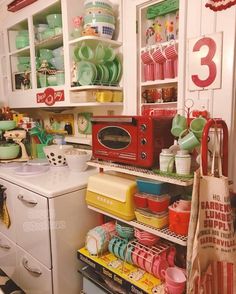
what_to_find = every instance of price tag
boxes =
[188,32,222,90]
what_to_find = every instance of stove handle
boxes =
[0,240,11,250]
[17,194,38,206]
[22,257,42,276]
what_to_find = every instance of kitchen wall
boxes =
[185,0,236,188]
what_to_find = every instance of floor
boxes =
[0,270,24,294]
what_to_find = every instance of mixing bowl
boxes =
[43,145,73,166]
[0,120,16,131]
[64,149,91,172]
[0,143,20,159]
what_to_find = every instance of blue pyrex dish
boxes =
[136,178,169,195]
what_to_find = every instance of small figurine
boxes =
[166,20,175,41]
[145,26,155,45]
[153,20,163,43]
[71,61,78,86]
[72,16,84,38]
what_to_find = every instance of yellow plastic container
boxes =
[135,210,169,229]
[86,172,137,220]
[96,91,113,102]
[112,91,123,102]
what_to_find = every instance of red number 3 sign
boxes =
[188,32,222,90]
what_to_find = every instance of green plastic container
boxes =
[0,143,20,159]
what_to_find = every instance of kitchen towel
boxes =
[187,126,236,294]
[0,188,11,229]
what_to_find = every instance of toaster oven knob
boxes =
[141,152,147,159]
[141,138,147,145]
[140,124,147,131]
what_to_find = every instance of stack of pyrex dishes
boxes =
[83,0,116,39]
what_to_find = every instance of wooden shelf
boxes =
[140,39,179,52]
[141,102,177,106]
[35,34,63,50]
[70,85,123,91]
[87,160,193,186]
[69,36,122,48]
[141,79,178,87]
[88,206,187,246]
[9,46,30,56]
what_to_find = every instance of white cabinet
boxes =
[0,173,100,294]
[0,232,17,283]
[16,246,53,294]
[123,0,187,115]
[14,186,51,268]
[2,0,124,110]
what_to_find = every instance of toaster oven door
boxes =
[93,124,138,161]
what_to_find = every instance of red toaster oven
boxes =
[91,116,174,168]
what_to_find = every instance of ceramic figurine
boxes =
[145,26,155,45]
[165,20,175,41]
[153,20,163,43]
[71,61,78,86]
[71,16,84,38]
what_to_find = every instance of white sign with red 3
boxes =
[188,32,223,91]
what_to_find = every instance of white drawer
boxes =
[0,179,16,241]
[16,245,53,294]
[14,186,51,268]
[0,232,18,284]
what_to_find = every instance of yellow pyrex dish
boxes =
[86,172,137,220]
[135,209,169,229]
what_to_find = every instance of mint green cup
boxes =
[178,130,200,151]
[190,116,207,139]
[171,114,187,137]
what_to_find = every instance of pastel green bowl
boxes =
[0,143,20,159]
[46,14,62,28]
[84,13,115,25]
[17,63,31,72]
[0,120,16,131]
[15,35,29,49]
[39,48,53,60]
[42,28,55,40]
[18,56,30,64]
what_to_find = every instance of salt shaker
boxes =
[175,150,191,175]
[159,148,174,172]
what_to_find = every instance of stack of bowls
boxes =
[34,24,49,41]
[115,222,134,240]
[83,0,115,39]
[134,228,160,246]
[51,46,64,71]
[17,56,30,72]
[15,30,29,49]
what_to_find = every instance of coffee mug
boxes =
[178,130,200,151]
[190,116,207,139]
[171,114,187,137]
[159,149,175,172]
[103,46,115,62]
[94,42,105,63]
[162,267,186,287]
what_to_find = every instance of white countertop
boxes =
[0,164,98,198]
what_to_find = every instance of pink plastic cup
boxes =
[152,46,166,64]
[164,60,175,79]
[154,62,164,80]
[165,282,185,294]
[143,63,154,81]
[164,43,178,60]
[162,267,186,287]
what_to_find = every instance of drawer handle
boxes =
[17,195,38,206]
[0,242,10,250]
[22,257,42,276]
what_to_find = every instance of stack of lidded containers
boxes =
[83,0,116,39]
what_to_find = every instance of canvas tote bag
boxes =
[187,128,236,294]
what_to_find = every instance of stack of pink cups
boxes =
[164,42,178,78]
[162,267,186,294]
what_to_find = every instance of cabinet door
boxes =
[83,277,107,294]
[13,185,51,268]
[0,179,16,241]
[16,245,53,294]
[0,232,18,283]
